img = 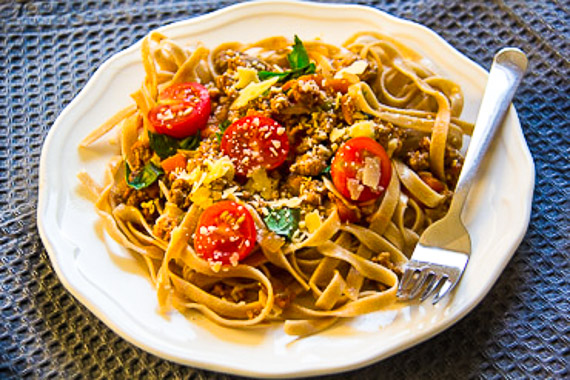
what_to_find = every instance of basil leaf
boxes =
[126,161,163,190]
[263,207,300,240]
[148,131,201,159]
[215,120,232,143]
[257,36,315,83]
[179,130,201,150]
[258,64,316,83]
[258,70,292,81]
[288,35,311,70]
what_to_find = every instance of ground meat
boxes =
[130,140,153,171]
[404,135,464,188]
[289,145,331,176]
[121,184,160,222]
[299,177,326,206]
[213,49,269,74]
[282,173,303,196]
[341,94,357,125]
[406,136,431,172]
[287,78,327,109]
[371,121,406,155]
[408,150,431,172]
[372,252,403,277]
[153,212,179,241]
[444,147,464,188]
[169,178,192,209]
[270,92,292,114]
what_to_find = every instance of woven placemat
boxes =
[1,0,568,378]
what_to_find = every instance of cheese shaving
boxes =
[235,67,260,89]
[231,76,279,109]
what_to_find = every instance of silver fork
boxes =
[397,48,528,304]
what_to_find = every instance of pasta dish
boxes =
[78,31,472,336]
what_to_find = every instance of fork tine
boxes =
[432,276,458,304]
[397,267,417,298]
[420,273,445,301]
[407,269,433,299]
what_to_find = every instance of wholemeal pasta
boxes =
[79,31,472,336]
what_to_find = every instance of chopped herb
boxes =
[148,130,201,159]
[258,35,316,82]
[216,120,231,143]
[263,207,300,240]
[126,161,163,190]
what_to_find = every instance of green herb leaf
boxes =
[215,120,232,143]
[263,207,301,240]
[288,35,311,70]
[320,164,331,179]
[258,70,292,81]
[257,36,316,83]
[179,130,201,150]
[148,131,201,159]
[126,161,163,190]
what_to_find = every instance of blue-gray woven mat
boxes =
[1,1,568,378]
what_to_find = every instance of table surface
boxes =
[1,0,568,378]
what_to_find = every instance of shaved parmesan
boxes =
[334,60,368,79]
[304,210,322,233]
[330,127,346,142]
[347,178,364,200]
[360,156,381,189]
[231,76,279,109]
[235,67,260,89]
[349,120,376,138]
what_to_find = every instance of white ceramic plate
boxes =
[37,0,534,377]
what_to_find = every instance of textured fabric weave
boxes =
[0,1,568,378]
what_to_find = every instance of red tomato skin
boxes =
[220,115,289,176]
[331,137,391,203]
[194,201,256,266]
[148,82,211,139]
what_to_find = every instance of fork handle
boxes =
[448,48,528,216]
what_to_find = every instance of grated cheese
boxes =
[204,156,235,184]
[246,168,278,200]
[190,187,213,208]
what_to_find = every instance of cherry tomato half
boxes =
[194,201,256,266]
[331,137,391,203]
[148,82,211,139]
[220,115,289,176]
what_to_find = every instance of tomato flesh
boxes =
[161,153,187,172]
[194,201,256,266]
[331,137,391,203]
[148,82,211,139]
[221,115,289,176]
